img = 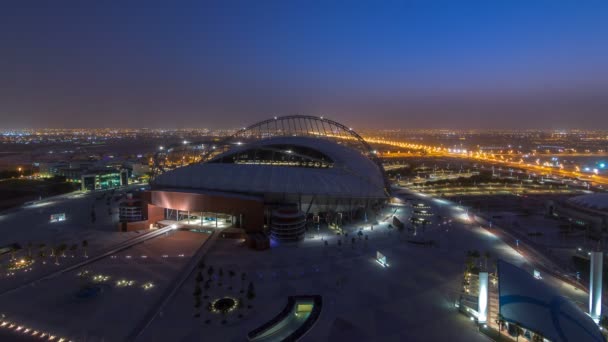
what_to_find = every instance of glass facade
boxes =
[81,169,128,191]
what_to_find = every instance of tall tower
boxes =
[478,272,489,324]
[589,252,603,323]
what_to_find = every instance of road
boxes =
[362,136,608,186]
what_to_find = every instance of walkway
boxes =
[129,230,219,342]
[0,225,176,297]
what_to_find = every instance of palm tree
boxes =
[207,266,214,279]
[196,271,203,283]
[228,270,235,290]
[69,244,78,257]
[203,280,211,299]
[53,247,60,265]
[515,326,524,342]
[247,282,255,301]
[193,283,202,296]
[218,268,224,286]
[240,272,246,293]
[10,244,18,261]
[27,242,33,258]
[198,259,205,270]
[82,240,88,258]
[38,249,47,261]
[57,243,67,257]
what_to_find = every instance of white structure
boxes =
[478,272,488,324]
[589,251,603,323]
[153,136,387,213]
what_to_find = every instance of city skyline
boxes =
[2,1,608,129]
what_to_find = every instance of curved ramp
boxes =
[248,295,322,342]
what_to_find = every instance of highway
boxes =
[0,225,176,298]
[366,137,608,186]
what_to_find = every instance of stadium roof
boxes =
[153,137,387,198]
[568,194,608,212]
[498,260,603,342]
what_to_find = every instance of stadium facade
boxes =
[131,116,388,242]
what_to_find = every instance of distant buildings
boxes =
[118,193,144,231]
[38,161,130,191]
[547,194,608,237]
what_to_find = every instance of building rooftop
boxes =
[498,260,603,342]
[568,193,608,212]
[153,137,386,199]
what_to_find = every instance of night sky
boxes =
[1,1,608,129]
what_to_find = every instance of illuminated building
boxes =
[135,116,388,241]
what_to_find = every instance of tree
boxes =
[218,268,224,286]
[228,270,235,290]
[207,266,214,279]
[203,280,211,299]
[82,240,88,258]
[10,244,17,261]
[27,242,33,257]
[247,282,255,301]
[516,326,524,342]
[195,271,203,283]
[58,243,67,257]
[193,283,202,296]
[69,244,78,257]
[194,295,201,308]
[53,247,60,265]
[198,259,205,270]
[240,272,246,293]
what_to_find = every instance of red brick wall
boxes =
[144,190,264,232]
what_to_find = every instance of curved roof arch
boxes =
[224,115,374,157]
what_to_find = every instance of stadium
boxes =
[139,116,388,243]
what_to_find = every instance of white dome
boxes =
[153,136,386,199]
